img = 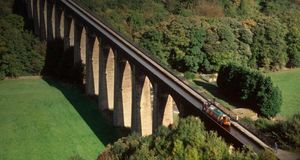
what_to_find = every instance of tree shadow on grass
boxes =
[43,78,129,146]
[193,80,245,108]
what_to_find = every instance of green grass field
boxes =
[268,68,300,118]
[0,79,120,160]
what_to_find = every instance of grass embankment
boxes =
[268,68,300,118]
[191,78,236,110]
[0,79,120,160]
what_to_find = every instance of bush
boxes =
[256,77,282,117]
[286,27,300,68]
[0,70,5,80]
[217,63,282,117]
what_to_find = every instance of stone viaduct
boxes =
[25,0,207,136]
[23,1,274,153]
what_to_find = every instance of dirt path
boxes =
[276,149,300,160]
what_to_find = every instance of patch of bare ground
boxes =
[233,108,258,120]
[4,76,42,80]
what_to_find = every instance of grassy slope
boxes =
[0,79,119,160]
[268,68,300,118]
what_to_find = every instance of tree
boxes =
[0,14,45,79]
[217,63,282,117]
[251,17,288,70]
[286,27,300,67]
[140,17,207,73]
[98,116,259,160]
[255,77,282,117]
[183,26,206,72]
[139,28,167,65]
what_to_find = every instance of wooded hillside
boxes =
[78,0,300,74]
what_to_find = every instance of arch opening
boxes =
[106,48,115,110]
[122,61,132,127]
[80,27,86,65]
[31,0,34,18]
[37,0,40,27]
[92,37,100,95]
[69,19,75,46]
[161,94,175,127]
[59,11,64,38]
[43,0,47,38]
[51,3,55,38]
[140,76,153,135]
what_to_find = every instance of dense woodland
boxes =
[0,0,45,79]
[79,0,300,74]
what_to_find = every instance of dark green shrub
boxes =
[0,14,45,78]
[0,71,5,80]
[255,77,282,117]
[217,63,282,117]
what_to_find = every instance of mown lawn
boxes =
[268,68,300,118]
[0,79,120,160]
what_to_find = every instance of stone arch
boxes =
[59,11,64,38]
[69,19,75,46]
[113,57,133,127]
[121,61,132,127]
[140,76,154,135]
[106,48,115,110]
[43,0,47,39]
[37,0,40,28]
[91,37,100,95]
[80,27,86,65]
[161,94,175,127]
[152,85,176,131]
[172,95,180,117]
[51,3,55,38]
[171,94,186,117]
[31,0,34,18]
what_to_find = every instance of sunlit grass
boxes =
[0,79,119,160]
[268,68,300,118]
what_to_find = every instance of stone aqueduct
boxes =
[25,0,206,136]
